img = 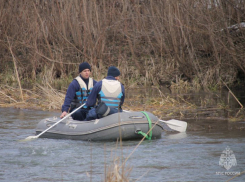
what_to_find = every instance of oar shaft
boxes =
[36,103,85,138]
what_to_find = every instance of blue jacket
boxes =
[61,75,97,112]
[85,76,125,108]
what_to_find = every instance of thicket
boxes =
[0,0,245,91]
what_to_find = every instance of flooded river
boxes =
[0,107,245,182]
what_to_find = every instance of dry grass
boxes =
[0,0,245,90]
[1,79,245,121]
[35,84,65,110]
[104,157,132,182]
[0,84,65,111]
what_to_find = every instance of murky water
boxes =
[0,107,245,182]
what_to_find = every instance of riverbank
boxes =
[1,84,245,131]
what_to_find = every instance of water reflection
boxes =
[166,132,187,140]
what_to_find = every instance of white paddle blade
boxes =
[160,119,187,132]
[18,135,38,142]
[25,136,38,140]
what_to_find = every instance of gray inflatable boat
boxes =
[35,111,164,141]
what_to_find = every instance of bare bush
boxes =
[0,0,244,90]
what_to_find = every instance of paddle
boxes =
[159,119,187,132]
[22,103,86,141]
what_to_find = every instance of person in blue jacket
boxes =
[60,62,97,121]
[85,66,125,121]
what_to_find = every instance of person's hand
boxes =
[60,111,68,118]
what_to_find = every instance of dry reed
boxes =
[0,0,244,91]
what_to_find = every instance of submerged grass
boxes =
[103,141,133,182]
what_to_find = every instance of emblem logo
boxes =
[219,146,237,170]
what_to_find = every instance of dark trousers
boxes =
[70,108,88,121]
[85,107,121,121]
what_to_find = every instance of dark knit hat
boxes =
[79,62,91,73]
[107,66,120,77]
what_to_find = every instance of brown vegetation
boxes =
[0,0,245,120]
[0,0,244,90]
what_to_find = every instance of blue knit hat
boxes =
[79,62,91,73]
[107,66,120,77]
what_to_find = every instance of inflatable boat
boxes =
[35,111,164,141]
